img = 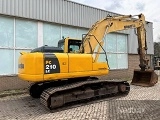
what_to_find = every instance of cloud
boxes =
[153,19,160,22]
[105,0,123,11]
[136,2,145,11]
[71,0,160,41]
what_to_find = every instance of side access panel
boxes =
[68,54,92,72]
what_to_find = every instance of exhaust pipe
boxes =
[131,69,158,87]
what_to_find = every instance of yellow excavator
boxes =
[18,13,158,110]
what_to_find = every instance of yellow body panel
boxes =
[54,53,68,73]
[18,53,44,81]
[93,62,108,71]
[18,52,109,82]
[68,54,92,72]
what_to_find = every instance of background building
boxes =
[0,0,154,91]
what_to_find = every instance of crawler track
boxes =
[40,79,130,110]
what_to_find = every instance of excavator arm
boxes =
[80,13,158,86]
[80,14,148,71]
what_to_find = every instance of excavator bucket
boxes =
[131,69,158,87]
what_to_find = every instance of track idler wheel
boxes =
[29,83,42,98]
[118,84,127,93]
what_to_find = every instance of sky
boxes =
[71,0,160,42]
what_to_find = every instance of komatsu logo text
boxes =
[124,24,135,29]
[18,63,24,69]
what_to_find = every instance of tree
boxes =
[154,42,160,56]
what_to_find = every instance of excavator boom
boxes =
[80,14,158,86]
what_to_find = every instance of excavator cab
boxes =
[58,38,82,53]
[131,69,158,87]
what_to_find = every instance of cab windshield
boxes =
[58,39,82,53]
